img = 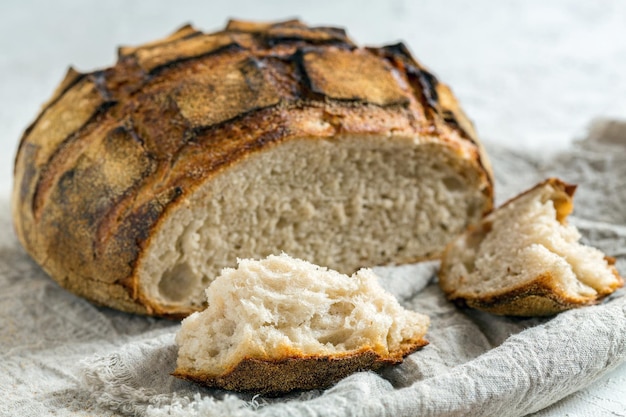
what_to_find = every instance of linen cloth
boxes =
[1,120,625,417]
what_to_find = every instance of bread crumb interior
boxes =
[175,253,429,375]
[140,135,487,311]
[446,184,618,299]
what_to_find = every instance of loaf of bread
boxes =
[12,19,493,317]
[439,178,623,316]
[173,253,429,394]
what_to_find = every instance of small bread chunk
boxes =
[439,178,623,316]
[173,253,429,394]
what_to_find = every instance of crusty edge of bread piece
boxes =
[450,273,595,316]
[173,338,427,395]
[452,258,622,316]
[499,178,577,223]
[439,178,624,317]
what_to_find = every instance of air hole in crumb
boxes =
[207,347,220,357]
[328,301,354,316]
[462,257,476,274]
[466,226,488,249]
[466,201,482,222]
[318,329,352,346]
[277,216,289,229]
[158,263,198,302]
[443,176,464,192]
[221,320,236,337]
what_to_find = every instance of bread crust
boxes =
[451,273,594,316]
[173,338,428,395]
[439,178,623,317]
[13,19,493,316]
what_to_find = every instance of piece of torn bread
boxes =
[173,253,429,394]
[439,178,623,316]
[12,19,493,317]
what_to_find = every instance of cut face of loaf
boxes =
[142,137,489,314]
[173,253,429,394]
[12,19,493,317]
[439,178,623,316]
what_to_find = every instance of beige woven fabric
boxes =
[1,121,625,417]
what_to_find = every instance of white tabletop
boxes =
[1,1,625,415]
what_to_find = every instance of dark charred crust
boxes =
[225,19,352,50]
[17,143,38,207]
[174,342,427,395]
[465,291,581,317]
[258,56,303,100]
[168,54,283,130]
[378,42,414,61]
[564,183,577,197]
[299,47,410,106]
[263,26,352,48]
[225,18,303,32]
[117,25,203,58]
[451,297,469,309]
[89,70,116,101]
[129,94,191,161]
[290,49,328,102]
[442,110,461,127]
[406,71,435,121]
[121,118,146,147]
[176,107,292,178]
[110,199,168,279]
[447,271,599,317]
[31,100,117,219]
[402,65,439,117]
[472,280,555,305]
[415,69,439,109]
[449,280,572,317]
[373,42,439,112]
[147,41,244,75]
[96,100,118,116]
[239,57,277,97]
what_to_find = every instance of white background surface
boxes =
[1,1,625,415]
[2,0,626,197]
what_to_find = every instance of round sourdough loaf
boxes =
[13,19,493,317]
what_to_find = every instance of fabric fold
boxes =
[2,120,626,416]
